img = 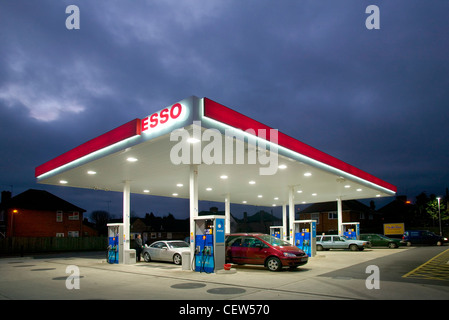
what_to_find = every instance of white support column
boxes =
[123,180,131,251]
[337,197,343,235]
[288,186,295,244]
[282,203,287,241]
[225,193,231,234]
[189,165,199,257]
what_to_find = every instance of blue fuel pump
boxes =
[193,216,225,273]
[107,223,123,264]
[293,220,316,257]
[342,223,360,240]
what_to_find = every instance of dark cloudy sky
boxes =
[1,1,448,219]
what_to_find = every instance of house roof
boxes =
[4,189,86,213]
[300,199,371,214]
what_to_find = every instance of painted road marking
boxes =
[403,248,449,281]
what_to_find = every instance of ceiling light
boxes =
[187,138,200,144]
[242,201,247,204]
[172,193,178,196]
[274,197,279,200]
[272,204,276,207]
[143,189,150,193]
[302,201,306,204]
[176,183,183,187]
[278,164,287,169]
[344,185,351,188]
[312,193,317,196]
[376,194,381,197]
[258,195,263,198]
[357,188,362,192]
[126,157,138,162]
[297,190,303,193]
[206,187,212,191]
[59,180,68,184]
[304,172,312,177]
[249,180,256,185]
[220,175,228,179]
[87,171,96,175]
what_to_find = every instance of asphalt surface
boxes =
[1,246,448,304]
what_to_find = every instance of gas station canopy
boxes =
[35,96,396,207]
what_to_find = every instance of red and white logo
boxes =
[141,103,183,133]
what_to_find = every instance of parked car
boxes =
[316,235,370,251]
[142,240,190,265]
[401,230,447,246]
[225,233,308,272]
[360,233,402,248]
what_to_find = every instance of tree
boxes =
[426,196,448,223]
[90,210,110,236]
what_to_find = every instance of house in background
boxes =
[298,199,379,234]
[0,189,95,238]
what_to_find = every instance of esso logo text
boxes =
[141,103,183,132]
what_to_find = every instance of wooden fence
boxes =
[0,237,107,255]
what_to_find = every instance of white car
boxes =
[142,240,190,265]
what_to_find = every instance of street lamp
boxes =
[436,197,442,236]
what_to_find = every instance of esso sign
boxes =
[141,103,183,132]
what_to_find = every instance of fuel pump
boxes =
[107,223,124,264]
[293,220,316,257]
[342,222,360,240]
[270,226,284,239]
[193,215,225,273]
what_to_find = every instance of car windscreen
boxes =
[258,234,292,247]
[168,241,189,248]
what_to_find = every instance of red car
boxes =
[225,233,308,271]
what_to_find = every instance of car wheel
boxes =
[317,245,324,251]
[173,253,182,265]
[388,242,397,249]
[406,242,412,247]
[436,240,443,246]
[266,257,282,272]
[349,244,359,251]
[143,252,151,262]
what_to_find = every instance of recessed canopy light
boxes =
[312,193,317,196]
[176,183,183,187]
[87,171,96,175]
[59,180,68,184]
[242,201,247,204]
[127,157,138,162]
[344,185,351,188]
[297,190,303,193]
[304,172,312,177]
[258,195,263,198]
[187,138,200,144]
[143,189,150,193]
[220,175,228,179]
[356,188,362,192]
[274,197,279,200]
[249,180,256,185]
[376,194,381,197]
[206,187,212,191]
[302,201,307,204]
[278,164,287,169]
[272,204,276,207]
[172,193,178,196]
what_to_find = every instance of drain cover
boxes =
[207,287,246,295]
[171,283,207,289]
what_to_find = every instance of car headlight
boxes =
[283,252,296,257]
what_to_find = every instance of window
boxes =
[56,233,64,237]
[68,231,79,237]
[56,211,63,222]
[328,212,338,219]
[322,236,332,242]
[69,212,79,220]
[360,213,366,219]
[311,213,320,224]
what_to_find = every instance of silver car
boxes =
[142,240,190,265]
[316,235,370,251]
